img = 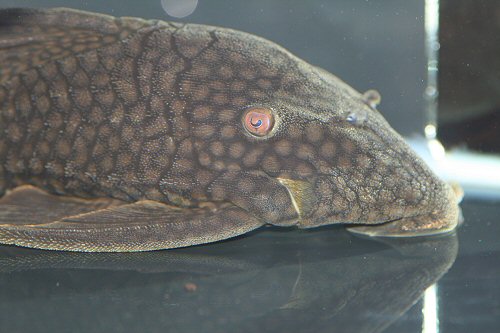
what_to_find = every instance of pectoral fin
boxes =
[0,186,264,252]
[0,186,122,224]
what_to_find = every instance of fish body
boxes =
[0,8,459,252]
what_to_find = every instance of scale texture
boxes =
[0,8,459,252]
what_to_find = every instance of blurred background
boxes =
[438,0,500,154]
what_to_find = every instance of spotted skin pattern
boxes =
[0,8,460,252]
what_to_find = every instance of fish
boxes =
[0,8,460,252]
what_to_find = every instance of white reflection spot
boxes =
[422,284,439,333]
[161,0,198,18]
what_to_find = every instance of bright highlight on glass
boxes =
[422,284,439,333]
[424,0,440,139]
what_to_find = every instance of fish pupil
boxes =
[251,118,263,128]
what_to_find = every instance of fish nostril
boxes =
[346,109,367,126]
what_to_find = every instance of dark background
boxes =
[438,0,500,153]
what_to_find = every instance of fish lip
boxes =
[296,214,407,229]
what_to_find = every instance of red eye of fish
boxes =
[242,107,274,137]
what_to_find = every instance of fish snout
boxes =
[294,165,460,237]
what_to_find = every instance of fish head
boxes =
[182,25,459,234]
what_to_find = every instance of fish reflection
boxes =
[0,227,457,333]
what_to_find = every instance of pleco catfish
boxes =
[0,8,460,252]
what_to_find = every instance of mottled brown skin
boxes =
[0,8,460,252]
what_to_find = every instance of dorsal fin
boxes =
[0,7,150,84]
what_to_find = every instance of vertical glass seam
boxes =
[424,0,440,140]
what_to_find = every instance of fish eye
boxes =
[242,107,274,137]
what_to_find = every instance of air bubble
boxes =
[161,0,198,18]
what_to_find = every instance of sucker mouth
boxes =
[277,178,317,220]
